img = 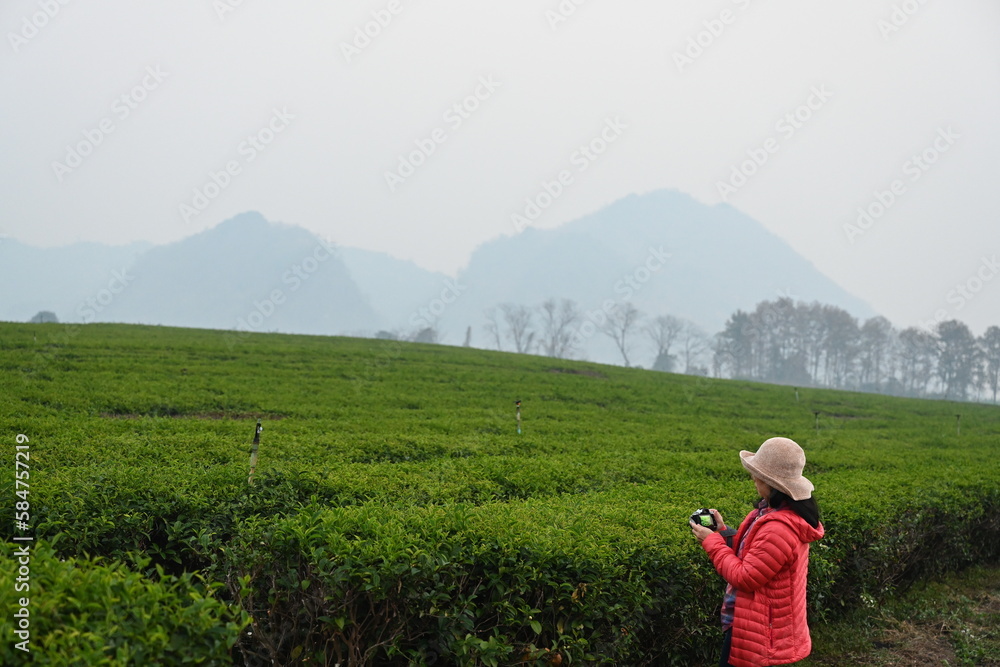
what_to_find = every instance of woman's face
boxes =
[753,476,771,500]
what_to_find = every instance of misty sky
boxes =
[2,1,998,334]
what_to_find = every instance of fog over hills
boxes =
[443,191,874,344]
[0,239,150,323]
[99,213,381,336]
[0,213,380,336]
[1,191,875,364]
[337,247,449,332]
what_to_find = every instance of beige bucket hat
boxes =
[740,437,814,501]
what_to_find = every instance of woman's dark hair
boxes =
[766,489,821,528]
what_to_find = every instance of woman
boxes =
[690,437,824,667]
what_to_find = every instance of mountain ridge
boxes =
[1,191,875,365]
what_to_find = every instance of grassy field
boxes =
[1,322,999,665]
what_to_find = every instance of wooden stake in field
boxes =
[956,414,961,436]
[248,420,262,486]
[515,400,522,435]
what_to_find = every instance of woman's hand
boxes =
[690,520,713,542]
[690,509,726,543]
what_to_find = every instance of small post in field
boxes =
[794,388,799,402]
[956,414,961,436]
[515,400,522,435]
[248,420,262,485]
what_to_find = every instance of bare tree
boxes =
[500,303,536,354]
[678,321,709,374]
[483,307,503,351]
[645,314,684,371]
[599,302,643,366]
[537,298,581,359]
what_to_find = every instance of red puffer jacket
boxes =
[701,507,824,667]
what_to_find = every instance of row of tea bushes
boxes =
[0,541,248,666]
[219,475,1000,665]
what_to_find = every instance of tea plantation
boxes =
[1,322,998,665]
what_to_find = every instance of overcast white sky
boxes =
[1,1,998,333]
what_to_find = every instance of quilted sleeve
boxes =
[701,521,797,592]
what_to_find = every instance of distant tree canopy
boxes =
[30,310,59,324]
[477,295,1000,404]
[713,298,998,402]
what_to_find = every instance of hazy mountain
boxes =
[96,212,380,336]
[0,238,150,323]
[0,215,447,338]
[434,189,875,362]
[2,193,876,366]
[337,247,450,333]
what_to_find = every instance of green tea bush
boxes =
[809,485,1000,617]
[0,541,248,666]
[217,478,1000,666]
[223,498,723,666]
[3,322,1000,665]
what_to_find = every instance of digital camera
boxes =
[690,508,717,531]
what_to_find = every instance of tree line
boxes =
[482,299,713,374]
[479,297,1000,404]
